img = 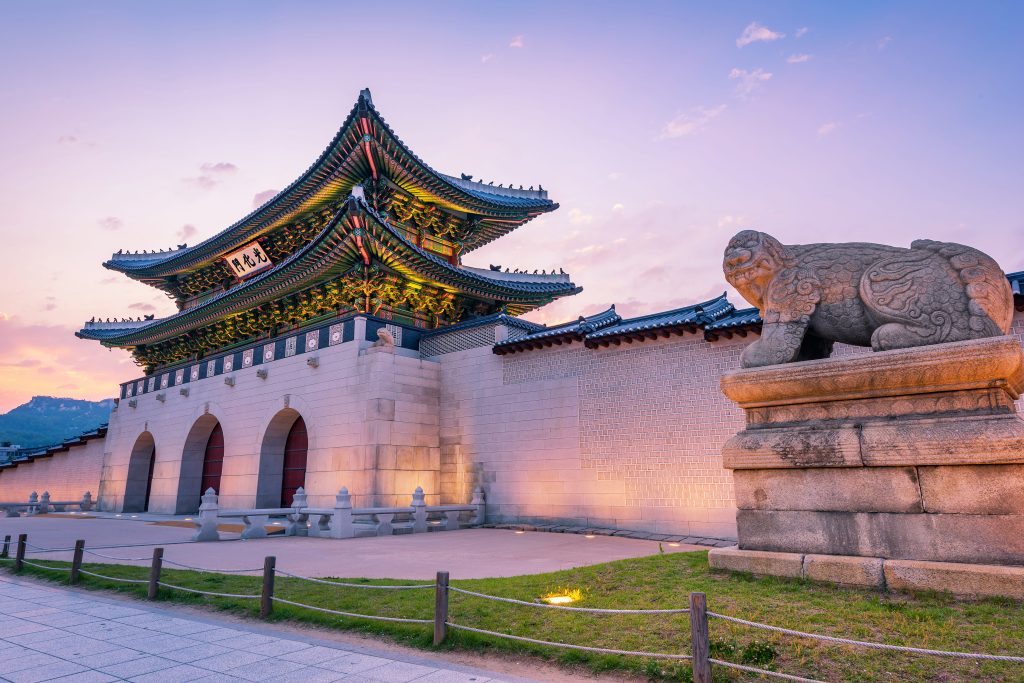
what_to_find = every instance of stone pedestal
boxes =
[708,336,1024,598]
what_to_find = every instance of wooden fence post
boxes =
[69,540,85,585]
[147,548,163,600]
[261,556,276,619]
[14,534,26,572]
[1,534,10,558]
[433,571,449,646]
[690,591,711,683]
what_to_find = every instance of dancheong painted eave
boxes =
[103,89,558,283]
[78,195,580,349]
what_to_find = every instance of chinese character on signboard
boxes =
[223,241,273,279]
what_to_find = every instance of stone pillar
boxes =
[710,336,1024,598]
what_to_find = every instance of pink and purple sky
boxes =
[0,1,1021,412]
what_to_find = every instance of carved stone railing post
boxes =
[329,487,354,539]
[26,492,38,516]
[80,492,93,512]
[287,487,309,536]
[412,486,427,533]
[38,492,51,514]
[192,488,220,542]
[471,486,486,525]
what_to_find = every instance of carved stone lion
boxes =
[723,230,1013,368]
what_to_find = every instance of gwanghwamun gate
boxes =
[3,90,1023,541]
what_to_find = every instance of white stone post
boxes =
[412,486,427,533]
[192,488,221,542]
[80,492,93,512]
[329,487,354,539]
[471,486,486,526]
[38,491,51,514]
[287,487,309,536]
[26,492,38,516]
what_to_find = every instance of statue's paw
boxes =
[740,341,781,368]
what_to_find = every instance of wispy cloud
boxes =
[658,104,727,139]
[787,53,812,64]
[509,35,524,48]
[817,121,839,136]
[481,53,495,63]
[177,224,198,242]
[57,135,78,145]
[184,162,238,191]
[199,162,237,174]
[43,296,57,312]
[568,208,594,225]
[607,171,624,181]
[252,189,278,208]
[795,27,809,38]
[878,36,893,50]
[98,216,123,231]
[737,22,784,47]
[729,67,773,96]
[128,302,157,312]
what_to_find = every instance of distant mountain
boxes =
[0,396,114,449]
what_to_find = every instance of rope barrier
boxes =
[708,612,1024,663]
[82,549,151,562]
[275,569,433,590]
[708,658,828,683]
[270,596,433,624]
[157,582,260,600]
[23,543,75,553]
[449,586,690,614]
[77,568,149,584]
[446,622,693,660]
[20,559,70,572]
[161,558,263,573]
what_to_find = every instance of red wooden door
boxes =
[143,447,156,511]
[281,417,307,506]
[200,423,224,495]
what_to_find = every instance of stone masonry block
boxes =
[737,509,1024,565]
[733,467,922,513]
[708,547,804,578]
[803,553,884,588]
[884,559,1024,599]
[918,464,1024,514]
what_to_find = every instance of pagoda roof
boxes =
[492,306,621,354]
[0,424,108,471]
[104,89,557,281]
[79,195,579,348]
[584,295,733,346]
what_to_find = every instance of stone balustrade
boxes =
[0,491,93,517]
[191,486,485,542]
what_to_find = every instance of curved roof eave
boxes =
[104,90,557,278]
[81,196,579,348]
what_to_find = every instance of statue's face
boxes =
[723,231,779,308]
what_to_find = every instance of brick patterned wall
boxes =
[0,439,104,502]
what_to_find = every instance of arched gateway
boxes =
[123,431,155,512]
[176,414,222,513]
[257,409,308,507]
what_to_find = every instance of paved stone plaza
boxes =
[0,574,530,682]
[0,516,700,579]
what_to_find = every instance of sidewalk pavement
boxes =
[0,574,534,683]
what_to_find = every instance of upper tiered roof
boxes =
[104,89,557,292]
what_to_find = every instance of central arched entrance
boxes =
[256,408,309,507]
[177,414,222,513]
[123,432,155,513]
[200,423,225,497]
[281,417,308,506]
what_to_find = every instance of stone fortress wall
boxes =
[2,309,1021,540]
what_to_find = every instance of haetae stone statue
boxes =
[722,230,1014,368]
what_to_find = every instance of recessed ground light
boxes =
[131,515,138,518]
[183,517,192,521]
[584,534,595,539]
[541,588,583,605]
[514,530,525,534]
[668,542,680,547]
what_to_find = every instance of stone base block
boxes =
[803,553,883,587]
[709,547,1024,598]
[884,559,1024,600]
[707,547,804,578]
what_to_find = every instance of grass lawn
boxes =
[3,551,1022,682]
